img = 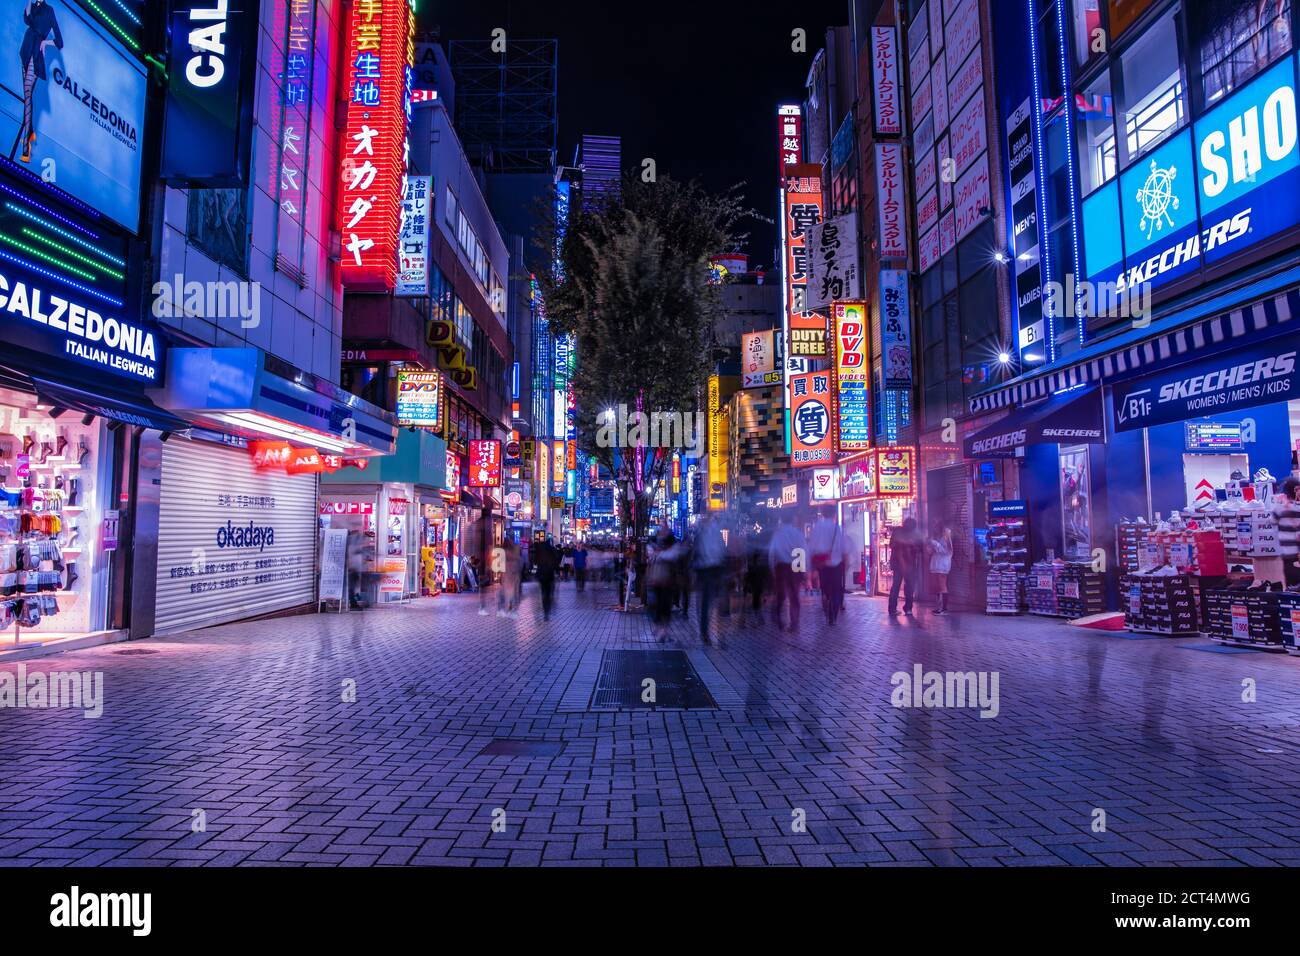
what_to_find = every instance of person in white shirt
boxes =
[768,511,808,630]
[810,511,846,624]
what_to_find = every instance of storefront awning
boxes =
[151,348,397,457]
[969,263,1300,414]
[963,387,1105,459]
[31,377,191,433]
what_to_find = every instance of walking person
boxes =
[692,514,727,644]
[768,511,807,631]
[887,518,923,616]
[928,523,954,614]
[1275,477,1300,586]
[535,536,560,621]
[573,543,588,592]
[810,510,846,624]
[646,529,680,642]
[744,524,771,617]
[496,539,523,617]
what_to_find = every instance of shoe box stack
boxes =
[1027,561,1062,616]
[1116,520,1152,573]
[1122,572,1200,633]
[985,516,1029,614]
[1057,563,1107,618]
[985,567,1025,614]
[1204,584,1285,646]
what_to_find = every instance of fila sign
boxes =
[1081,57,1300,322]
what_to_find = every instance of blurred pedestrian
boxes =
[692,513,727,644]
[888,518,923,616]
[497,539,523,617]
[535,536,560,620]
[928,523,954,614]
[744,523,771,616]
[810,510,845,624]
[768,511,807,631]
[574,543,588,592]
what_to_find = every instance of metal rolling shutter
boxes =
[154,437,318,635]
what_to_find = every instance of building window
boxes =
[445,187,457,227]
[1070,0,1106,68]
[1037,1,1067,106]
[1193,0,1292,109]
[1117,8,1186,165]
[1076,70,1117,194]
[1107,0,1159,39]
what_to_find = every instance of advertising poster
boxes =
[879,271,913,389]
[468,439,501,487]
[789,370,834,467]
[396,175,432,296]
[0,0,147,231]
[741,329,777,387]
[807,212,862,311]
[395,369,441,429]
[876,447,915,496]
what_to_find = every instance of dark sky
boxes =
[425,0,849,264]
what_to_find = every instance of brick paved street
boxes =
[2,578,1299,867]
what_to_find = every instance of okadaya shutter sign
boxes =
[160,0,260,185]
[154,437,318,635]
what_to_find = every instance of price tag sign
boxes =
[1231,604,1250,642]
[1063,581,1079,599]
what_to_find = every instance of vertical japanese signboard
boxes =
[396,174,431,296]
[871,26,901,136]
[784,165,825,347]
[468,440,502,488]
[789,371,835,467]
[879,271,913,389]
[741,330,778,388]
[338,0,414,290]
[708,374,727,509]
[268,0,319,273]
[833,302,871,451]
[777,103,803,172]
[807,213,862,311]
[875,144,907,260]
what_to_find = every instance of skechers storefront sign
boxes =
[1082,57,1300,324]
[1113,340,1299,432]
[0,268,160,381]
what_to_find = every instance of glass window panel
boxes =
[1107,0,1158,39]
[1076,70,1117,194]
[1070,0,1106,68]
[1192,0,1292,108]
[1117,9,1185,164]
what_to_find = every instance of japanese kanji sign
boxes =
[871,27,901,136]
[807,212,862,311]
[784,165,825,341]
[876,143,907,260]
[777,104,803,172]
[338,0,414,289]
[789,371,834,468]
[879,270,913,390]
[468,439,502,488]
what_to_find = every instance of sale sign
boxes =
[833,301,870,451]
[338,0,414,289]
[468,439,501,487]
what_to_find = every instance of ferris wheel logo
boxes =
[1136,158,1180,240]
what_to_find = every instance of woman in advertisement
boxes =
[14,0,62,164]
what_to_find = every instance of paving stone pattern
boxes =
[1,577,1299,867]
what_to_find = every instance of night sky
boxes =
[425,0,849,264]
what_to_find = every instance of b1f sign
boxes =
[161,0,259,186]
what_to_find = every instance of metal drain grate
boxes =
[112,648,159,655]
[477,739,566,757]
[590,649,717,711]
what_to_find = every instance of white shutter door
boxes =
[154,437,318,635]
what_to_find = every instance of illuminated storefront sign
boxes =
[395,369,441,429]
[468,439,501,487]
[338,0,414,289]
[396,174,431,296]
[832,302,870,451]
[161,0,260,186]
[784,166,824,337]
[875,447,915,496]
[444,449,460,500]
[268,0,319,272]
[871,26,901,136]
[879,271,912,390]
[1081,57,1299,323]
[552,439,566,491]
[777,103,803,171]
[789,370,834,467]
[876,143,907,259]
[0,1,146,232]
[741,330,777,388]
[707,374,727,508]
[811,467,840,501]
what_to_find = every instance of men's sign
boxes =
[1112,339,1299,432]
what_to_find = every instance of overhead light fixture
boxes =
[81,414,94,426]
[48,405,66,419]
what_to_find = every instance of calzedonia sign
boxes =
[0,267,161,382]
[160,0,260,185]
[1113,339,1299,432]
